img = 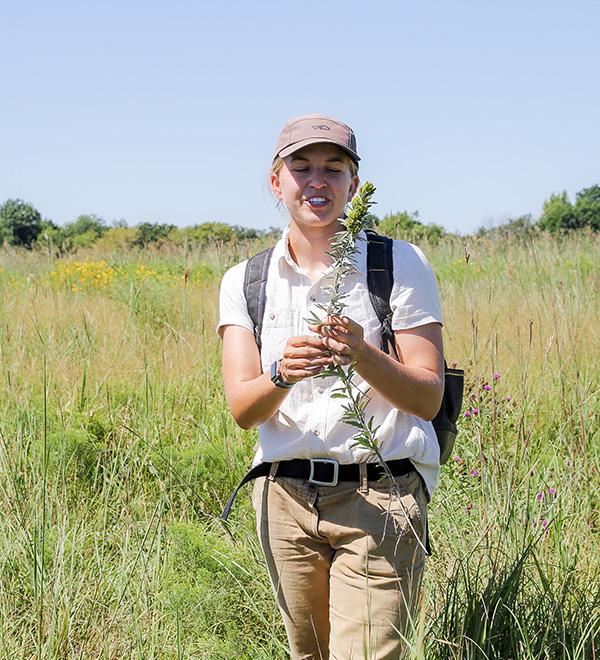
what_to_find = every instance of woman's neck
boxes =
[287,220,342,282]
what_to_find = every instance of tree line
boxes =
[0,203,279,253]
[1,184,598,252]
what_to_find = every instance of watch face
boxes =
[271,360,278,382]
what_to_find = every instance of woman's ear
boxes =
[348,175,359,201]
[270,173,283,200]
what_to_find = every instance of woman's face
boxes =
[271,143,359,231]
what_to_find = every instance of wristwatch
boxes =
[270,360,294,389]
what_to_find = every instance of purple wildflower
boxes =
[536,491,544,502]
[483,384,492,391]
[493,371,501,381]
[453,455,463,464]
[549,487,557,497]
[470,469,480,477]
[471,408,479,415]
[464,410,472,418]
[541,518,549,530]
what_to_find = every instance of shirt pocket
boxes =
[344,280,381,349]
[259,308,303,372]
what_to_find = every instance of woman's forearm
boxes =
[354,342,443,420]
[226,370,290,429]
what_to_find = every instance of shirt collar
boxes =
[274,224,368,279]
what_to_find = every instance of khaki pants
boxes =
[252,468,428,660]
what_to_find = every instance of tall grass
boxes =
[0,232,597,658]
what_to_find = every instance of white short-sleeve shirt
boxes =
[217,228,443,495]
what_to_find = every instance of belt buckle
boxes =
[308,458,339,487]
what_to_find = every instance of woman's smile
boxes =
[304,196,330,211]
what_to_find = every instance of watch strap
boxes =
[271,360,293,389]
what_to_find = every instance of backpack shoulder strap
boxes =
[365,231,465,466]
[365,229,394,353]
[243,246,274,352]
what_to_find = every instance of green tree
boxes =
[65,213,107,238]
[179,222,265,245]
[0,199,43,248]
[231,225,261,240]
[573,185,600,231]
[476,214,537,240]
[63,214,108,250]
[538,192,578,232]
[378,211,444,243]
[132,222,176,248]
[186,222,236,244]
[36,219,66,254]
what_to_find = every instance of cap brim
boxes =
[277,138,360,163]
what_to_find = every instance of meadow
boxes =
[0,231,598,659]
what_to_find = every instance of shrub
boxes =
[0,198,43,248]
[538,185,600,232]
[132,222,176,248]
[378,210,445,243]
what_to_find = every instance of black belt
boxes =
[220,458,414,521]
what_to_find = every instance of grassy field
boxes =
[0,231,598,659]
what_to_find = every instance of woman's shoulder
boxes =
[220,258,249,291]
[390,238,434,272]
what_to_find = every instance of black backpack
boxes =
[243,229,464,464]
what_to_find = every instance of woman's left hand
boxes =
[309,315,366,366]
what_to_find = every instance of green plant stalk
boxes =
[307,183,388,464]
[307,183,427,550]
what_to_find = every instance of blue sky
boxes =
[1,0,599,235]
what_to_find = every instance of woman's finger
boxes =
[284,347,331,361]
[322,337,351,354]
[287,335,328,348]
[280,353,333,380]
[327,315,364,335]
[310,323,339,338]
[332,354,352,366]
[288,357,332,370]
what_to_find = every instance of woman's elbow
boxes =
[235,416,258,431]
[417,383,445,421]
[418,407,439,422]
[230,406,259,430]
[230,398,269,429]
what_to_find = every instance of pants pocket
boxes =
[368,470,428,561]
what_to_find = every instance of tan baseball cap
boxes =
[273,114,360,163]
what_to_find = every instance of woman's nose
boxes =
[308,169,327,188]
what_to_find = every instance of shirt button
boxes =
[269,313,275,320]
[310,296,316,302]
[314,429,320,436]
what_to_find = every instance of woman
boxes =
[218,114,444,659]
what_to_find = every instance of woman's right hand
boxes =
[278,335,334,384]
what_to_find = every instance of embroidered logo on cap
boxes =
[312,125,331,130]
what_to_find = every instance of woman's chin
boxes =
[306,209,341,225]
